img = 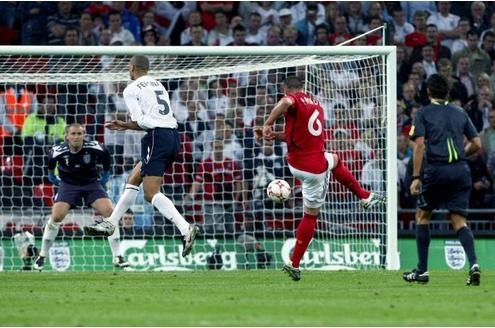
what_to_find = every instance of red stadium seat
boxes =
[33,184,55,207]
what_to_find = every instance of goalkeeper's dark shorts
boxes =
[140,127,179,177]
[417,161,471,217]
[55,181,108,207]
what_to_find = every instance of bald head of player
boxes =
[283,75,303,93]
[129,55,149,80]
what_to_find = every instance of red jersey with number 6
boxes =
[284,91,327,174]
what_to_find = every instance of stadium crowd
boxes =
[1,1,495,234]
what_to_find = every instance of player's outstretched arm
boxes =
[105,120,141,131]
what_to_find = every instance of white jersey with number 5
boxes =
[123,75,177,130]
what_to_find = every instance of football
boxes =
[267,179,291,203]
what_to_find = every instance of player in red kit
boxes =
[256,76,385,281]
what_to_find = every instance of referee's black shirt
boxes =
[409,101,478,165]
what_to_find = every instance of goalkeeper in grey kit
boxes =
[34,123,130,270]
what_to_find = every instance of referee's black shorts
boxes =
[417,161,471,217]
[140,128,180,177]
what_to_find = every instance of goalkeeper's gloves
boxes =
[100,171,110,187]
[48,172,60,186]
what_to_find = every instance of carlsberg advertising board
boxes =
[1,238,494,271]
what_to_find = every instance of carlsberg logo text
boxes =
[282,238,380,269]
[120,240,237,271]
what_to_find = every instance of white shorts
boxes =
[288,152,335,209]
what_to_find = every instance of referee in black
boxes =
[404,74,481,286]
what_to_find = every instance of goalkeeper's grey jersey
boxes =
[123,75,178,130]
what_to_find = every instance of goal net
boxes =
[0,46,397,272]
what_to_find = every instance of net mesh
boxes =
[0,52,389,271]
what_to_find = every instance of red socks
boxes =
[332,158,370,200]
[290,213,317,268]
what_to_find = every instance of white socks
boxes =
[151,193,189,236]
[108,232,121,258]
[108,184,139,226]
[39,220,61,257]
[105,184,139,258]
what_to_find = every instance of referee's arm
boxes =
[464,136,481,157]
[411,136,425,179]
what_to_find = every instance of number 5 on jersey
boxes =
[154,90,170,115]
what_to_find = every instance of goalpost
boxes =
[0,46,397,272]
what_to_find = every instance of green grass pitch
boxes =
[0,270,493,326]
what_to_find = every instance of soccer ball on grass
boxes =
[267,179,291,203]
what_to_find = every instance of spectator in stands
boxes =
[281,25,298,46]
[0,2,17,44]
[400,82,419,115]
[476,73,494,95]
[409,62,430,105]
[245,12,265,45]
[390,7,415,44]
[426,1,460,50]
[199,1,234,31]
[480,11,495,43]
[455,56,477,99]
[437,58,468,105]
[421,44,438,78]
[21,94,66,184]
[63,26,80,46]
[0,85,38,139]
[294,3,319,46]
[277,8,293,31]
[324,2,341,34]
[207,10,233,46]
[78,12,98,46]
[365,16,384,45]
[255,1,277,32]
[221,122,243,162]
[425,24,452,61]
[141,24,159,46]
[467,151,494,209]
[402,2,436,23]
[250,138,291,220]
[120,209,137,237]
[109,1,141,43]
[207,76,229,118]
[361,148,384,193]
[295,2,327,24]
[469,1,489,36]
[314,23,330,46]
[344,1,367,35]
[264,25,281,45]
[98,28,112,46]
[405,10,428,49]
[180,11,208,45]
[450,18,471,55]
[178,100,211,163]
[46,1,79,45]
[367,1,384,21]
[481,31,495,61]
[329,16,351,45]
[397,44,412,85]
[475,85,494,130]
[479,109,495,160]
[227,24,257,46]
[187,139,243,235]
[172,80,200,124]
[452,31,491,78]
[465,86,492,133]
[184,25,207,46]
[107,10,135,46]
[16,2,53,45]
